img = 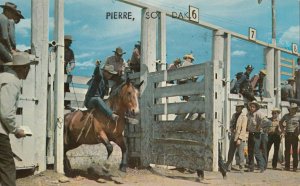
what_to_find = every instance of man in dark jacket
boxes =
[235,65,256,101]
[84,62,119,121]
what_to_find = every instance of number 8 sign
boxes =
[248,27,256,41]
[189,5,199,23]
[292,43,298,54]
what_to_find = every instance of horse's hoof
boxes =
[196,169,204,180]
[119,164,127,172]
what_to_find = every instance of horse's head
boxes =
[117,79,143,116]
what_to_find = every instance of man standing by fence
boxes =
[0,58,37,186]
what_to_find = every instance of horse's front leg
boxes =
[98,130,113,159]
[115,136,127,172]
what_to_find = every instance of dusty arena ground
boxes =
[16,143,300,186]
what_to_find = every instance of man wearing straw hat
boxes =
[281,78,295,101]
[225,100,247,171]
[0,2,22,63]
[279,103,300,172]
[246,100,270,172]
[250,69,267,97]
[0,54,38,186]
[266,107,282,169]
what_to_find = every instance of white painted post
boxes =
[264,47,275,113]
[274,50,281,107]
[223,33,231,160]
[139,8,157,167]
[31,0,49,173]
[53,0,64,174]
[210,30,225,171]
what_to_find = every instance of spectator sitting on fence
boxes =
[281,78,295,101]
[0,2,21,63]
[167,58,181,84]
[129,41,141,72]
[84,61,119,122]
[230,72,243,94]
[235,65,256,101]
[105,47,126,93]
[250,69,266,98]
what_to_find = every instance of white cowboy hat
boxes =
[103,65,117,74]
[248,100,260,109]
[183,54,194,61]
[235,101,244,107]
[2,52,38,66]
[271,107,281,113]
[288,103,298,110]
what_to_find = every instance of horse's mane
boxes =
[109,81,127,100]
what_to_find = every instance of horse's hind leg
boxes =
[98,130,113,159]
[115,136,127,172]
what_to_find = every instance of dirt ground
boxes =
[16,144,300,186]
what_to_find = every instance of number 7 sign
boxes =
[248,27,256,41]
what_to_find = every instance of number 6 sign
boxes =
[292,43,298,54]
[248,27,256,41]
[189,5,199,23]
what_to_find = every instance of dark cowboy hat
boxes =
[16,10,24,19]
[113,47,126,55]
[235,72,243,78]
[64,35,73,41]
[173,58,181,64]
[134,41,141,47]
[0,2,18,14]
[245,64,254,70]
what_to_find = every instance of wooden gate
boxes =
[127,61,221,171]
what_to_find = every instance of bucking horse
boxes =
[64,79,143,172]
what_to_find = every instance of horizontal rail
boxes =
[281,63,293,69]
[281,71,293,77]
[281,57,294,63]
[152,100,205,115]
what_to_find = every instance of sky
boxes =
[3,0,300,80]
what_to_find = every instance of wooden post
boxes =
[139,8,157,167]
[209,30,225,171]
[274,50,281,107]
[31,0,49,173]
[223,33,231,160]
[264,48,275,100]
[53,0,64,174]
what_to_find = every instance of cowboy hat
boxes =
[260,69,267,75]
[173,58,181,64]
[287,78,295,82]
[235,101,244,107]
[288,103,298,110]
[64,35,73,41]
[271,107,281,113]
[16,10,24,19]
[113,47,126,55]
[2,52,38,66]
[103,65,117,75]
[245,64,254,70]
[183,54,194,60]
[0,2,18,13]
[248,100,260,109]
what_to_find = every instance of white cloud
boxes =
[232,50,247,56]
[16,44,30,51]
[279,26,300,46]
[75,52,95,59]
[76,59,95,68]
[16,18,31,37]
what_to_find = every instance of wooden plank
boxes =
[128,72,141,80]
[281,71,293,77]
[281,63,293,69]
[153,120,205,134]
[65,92,85,102]
[149,63,206,83]
[152,101,205,115]
[281,57,294,63]
[64,74,90,84]
[154,81,204,98]
[70,87,87,94]
[153,138,203,146]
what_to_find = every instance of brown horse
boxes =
[64,79,142,172]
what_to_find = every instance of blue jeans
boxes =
[84,96,113,117]
[248,132,265,170]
